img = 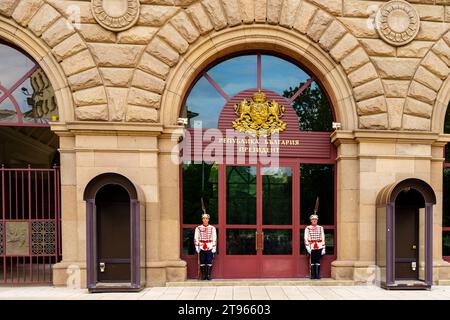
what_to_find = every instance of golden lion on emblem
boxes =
[232,91,286,137]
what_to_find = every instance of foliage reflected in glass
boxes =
[262,229,292,255]
[226,166,257,225]
[262,167,292,225]
[300,164,334,226]
[226,229,256,255]
[444,231,450,256]
[444,168,450,228]
[283,81,333,132]
[182,162,218,224]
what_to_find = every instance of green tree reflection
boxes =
[283,81,333,132]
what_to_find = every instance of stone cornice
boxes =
[331,129,450,145]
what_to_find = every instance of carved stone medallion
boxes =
[91,0,140,32]
[375,0,420,46]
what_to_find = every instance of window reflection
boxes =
[208,55,257,97]
[181,53,333,130]
[300,164,334,226]
[261,55,308,93]
[182,161,218,225]
[0,42,57,126]
[226,166,257,225]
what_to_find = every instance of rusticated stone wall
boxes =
[2,0,450,131]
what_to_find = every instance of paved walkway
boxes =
[0,285,450,300]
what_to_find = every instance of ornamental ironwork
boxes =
[31,221,56,255]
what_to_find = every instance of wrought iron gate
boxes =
[0,165,61,284]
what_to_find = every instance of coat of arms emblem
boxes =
[232,91,286,137]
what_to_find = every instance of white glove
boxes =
[195,247,200,254]
[321,248,326,255]
[212,248,216,254]
[306,247,311,255]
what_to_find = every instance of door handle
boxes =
[261,231,264,251]
[255,232,258,251]
[99,262,106,273]
[412,245,417,250]
[411,261,416,271]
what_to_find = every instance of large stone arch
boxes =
[0,0,108,122]
[131,0,387,130]
[407,31,450,133]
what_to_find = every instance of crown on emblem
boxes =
[253,91,267,103]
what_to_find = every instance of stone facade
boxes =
[2,0,450,286]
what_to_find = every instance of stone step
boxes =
[167,279,358,287]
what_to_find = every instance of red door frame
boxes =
[443,151,450,262]
[180,153,337,279]
[179,52,337,278]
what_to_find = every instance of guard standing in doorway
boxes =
[304,213,326,279]
[194,213,217,280]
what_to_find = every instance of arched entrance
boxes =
[84,173,144,292]
[180,52,336,279]
[376,178,436,289]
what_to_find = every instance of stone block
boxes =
[202,0,228,30]
[41,18,75,47]
[75,105,108,121]
[403,97,433,118]
[371,57,420,80]
[68,68,102,91]
[60,49,96,77]
[100,68,134,87]
[221,0,242,26]
[89,43,144,67]
[139,53,171,79]
[138,5,178,26]
[73,86,107,107]
[51,33,87,61]
[170,11,200,43]
[117,26,158,44]
[147,37,180,67]
[128,87,162,108]
[12,0,43,27]
[186,2,214,34]
[126,105,158,122]
[157,23,189,54]
[27,3,60,36]
[132,70,166,94]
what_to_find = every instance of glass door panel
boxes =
[262,229,292,255]
[262,167,292,225]
[226,166,257,225]
[226,229,257,255]
[226,166,257,256]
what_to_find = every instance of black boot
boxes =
[315,264,321,279]
[310,264,315,279]
[200,265,207,280]
[206,265,212,280]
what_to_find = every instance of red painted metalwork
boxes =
[204,72,230,101]
[288,78,314,104]
[180,53,338,278]
[443,149,450,261]
[257,54,261,90]
[180,83,337,279]
[0,166,62,284]
[0,63,50,127]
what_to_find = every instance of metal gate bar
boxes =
[0,165,61,285]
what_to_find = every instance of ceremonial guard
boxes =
[304,214,326,279]
[194,213,217,280]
